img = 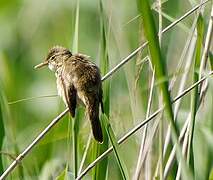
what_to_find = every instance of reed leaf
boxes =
[0,82,6,174]
[137,0,193,179]
[92,0,110,179]
[102,114,129,180]
[209,52,213,71]
[187,14,204,172]
[71,0,80,177]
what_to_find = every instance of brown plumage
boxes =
[34,46,104,143]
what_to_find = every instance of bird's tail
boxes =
[87,96,103,143]
[91,117,103,143]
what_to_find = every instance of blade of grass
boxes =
[137,0,175,144]
[8,95,58,105]
[153,9,190,34]
[199,4,213,97]
[56,166,68,180]
[78,133,92,175]
[158,1,163,179]
[92,1,110,180]
[0,83,6,174]
[71,0,80,177]
[209,52,213,70]
[134,68,155,179]
[187,14,204,170]
[102,114,129,180]
[72,0,79,54]
[137,0,193,179]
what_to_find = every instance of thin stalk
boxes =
[72,0,79,54]
[199,4,213,100]
[199,4,213,79]
[141,115,161,173]
[91,1,110,180]
[187,14,204,171]
[158,0,163,179]
[134,68,155,180]
[78,133,92,175]
[72,119,78,178]
[72,0,80,177]
[8,94,58,105]
[163,115,189,178]
[175,121,190,180]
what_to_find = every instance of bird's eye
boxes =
[50,56,55,61]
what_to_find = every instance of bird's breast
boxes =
[56,76,64,97]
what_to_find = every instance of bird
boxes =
[34,46,104,143]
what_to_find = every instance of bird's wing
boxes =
[99,86,104,113]
[67,85,77,117]
[58,74,77,117]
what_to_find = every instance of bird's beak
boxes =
[34,61,48,69]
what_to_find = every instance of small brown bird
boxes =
[34,46,104,143]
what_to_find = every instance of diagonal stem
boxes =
[0,108,69,180]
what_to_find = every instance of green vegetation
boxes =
[0,0,212,179]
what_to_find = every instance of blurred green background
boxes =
[0,0,212,179]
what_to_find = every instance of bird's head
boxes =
[34,46,72,72]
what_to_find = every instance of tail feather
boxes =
[91,117,103,143]
[87,95,103,143]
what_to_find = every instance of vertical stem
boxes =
[158,0,163,179]
[72,118,78,178]
[199,4,213,99]
[72,0,80,177]
[78,133,92,175]
[199,4,213,79]
[134,67,155,179]
[72,0,80,54]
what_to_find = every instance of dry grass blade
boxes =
[8,95,58,105]
[78,133,92,175]
[199,4,213,98]
[134,68,155,179]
